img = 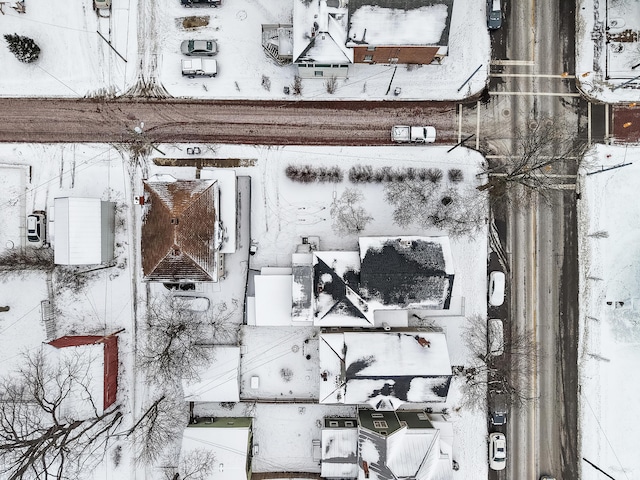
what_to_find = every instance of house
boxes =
[314,236,454,327]
[246,236,453,327]
[53,197,115,265]
[141,178,225,282]
[321,409,454,480]
[285,0,455,78]
[319,331,452,410]
[47,332,119,414]
[346,0,454,65]
[182,417,253,480]
[183,346,241,402]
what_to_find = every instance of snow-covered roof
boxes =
[200,169,237,254]
[181,423,251,480]
[319,332,452,409]
[293,0,353,64]
[43,343,105,418]
[347,0,454,47]
[254,274,294,326]
[183,346,241,402]
[321,428,359,478]
[54,197,104,265]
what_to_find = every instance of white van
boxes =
[488,319,504,356]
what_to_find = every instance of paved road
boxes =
[0,98,460,145]
[472,1,582,480]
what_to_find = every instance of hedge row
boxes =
[285,165,464,184]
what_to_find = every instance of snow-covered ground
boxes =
[578,145,640,479]
[0,0,490,100]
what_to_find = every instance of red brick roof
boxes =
[142,180,218,281]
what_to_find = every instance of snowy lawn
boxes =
[578,144,640,479]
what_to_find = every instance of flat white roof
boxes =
[181,426,250,480]
[254,275,293,326]
[53,197,102,265]
[183,346,241,402]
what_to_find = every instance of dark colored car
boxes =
[487,0,502,30]
[181,0,221,7]
[181,40,218,56]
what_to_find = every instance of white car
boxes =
[489,271,505,306]
[94,0,111,17]
[489,432,506,470]
[26,212,46,248]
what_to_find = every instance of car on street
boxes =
[491,393,508,426]
[94,0,111,17]
[489,271,505,306]
[181,40,218,56]
[489,432,507,470]
[181,0,221,7]
[540,477,556,480]
[487,0,502,30]
[26,212,46,248]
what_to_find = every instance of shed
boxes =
[53,197,115,265]
[47,333,119,413]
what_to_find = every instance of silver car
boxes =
[26,212,46,248]
[181,40,218,56]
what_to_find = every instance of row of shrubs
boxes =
[285,164,464,184]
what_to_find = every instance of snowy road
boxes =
[0,98,459,145]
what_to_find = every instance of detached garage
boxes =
[54,197,115,265]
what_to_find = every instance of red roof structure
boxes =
[48,333,119,411]
[142,180,220,282]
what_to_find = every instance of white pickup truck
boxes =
[391,125,437,143]
[181,58,217,78]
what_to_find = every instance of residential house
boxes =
[319,330,452,410]
[321,408,453,480]
[182,417,253,480]
[278,0,455,78]
[142,178,229,282]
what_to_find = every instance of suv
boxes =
[181,0,221,7]
[26,212,46,248]
[94,0,111,17]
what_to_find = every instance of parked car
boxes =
[488,318,504,356]
[173,295,210,312]
[491,393,508,426]
[489,432,506,470]
[489,271,505,306]
[26,212,46,248]
[181,0,221,7]
[94,0,111,17]
[391,125,437,143]
[487,0,502,30]
[181,58,217,78]
[181,40,218,56]
[163,282,196,291]
[540,476,556,480]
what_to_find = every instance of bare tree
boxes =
[384,180,486,237]
[459,314,537,411]
[204,299,240,344]
[0,248,54,277]
[478,119,589,204]
[330,188,373,235]
[127,393,188,464]
[139,296,214,384]
[0,350,124,480]
[163,448,216,480]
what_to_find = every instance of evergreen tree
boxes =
[4,34,40,63]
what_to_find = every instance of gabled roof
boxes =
[142,180,219,282]
[293,0,353,63]
[346,0,454,47]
